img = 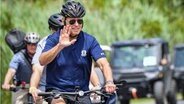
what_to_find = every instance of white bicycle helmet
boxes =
[24,32,40,44]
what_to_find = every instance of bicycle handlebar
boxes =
[38,80,126,98]
[38,89,108,96]
[10,85,29,92]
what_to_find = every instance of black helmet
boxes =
[48,13,64,30]
[61,1,85,18]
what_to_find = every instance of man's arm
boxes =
[96,57,116,93]
[30,64,43,89]
[39,27,76,65]
[2,68,16,90]
[29,64,44,102]
[90,68,101,87]
[39,43,64,65]
[96,58,113,82]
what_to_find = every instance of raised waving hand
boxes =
[59,25,76,48]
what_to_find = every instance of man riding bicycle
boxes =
[2,32,40,104]
[30,12,102,104]
[39,1,116,104]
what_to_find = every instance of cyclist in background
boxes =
[2,32,40,104]
[39,1,116,104]
[29,13,63,103]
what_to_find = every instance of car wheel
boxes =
[166,79,177,104]
[119,99,130,104]
[153,81,164,104]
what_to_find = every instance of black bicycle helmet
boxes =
[61,1,86,18]
[48,13,64,30]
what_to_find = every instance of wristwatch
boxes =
[105,80,114,84]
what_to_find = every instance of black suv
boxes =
[110,38,176,104]
[173,44,184,100]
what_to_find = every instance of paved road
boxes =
[141,100,184,104]
[117,99,184,104]
[139,100,184,104]
[144,100,184,104]
[177,100,184,104]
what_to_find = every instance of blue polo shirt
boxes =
[43,30,105,92]
[9,49,32,83]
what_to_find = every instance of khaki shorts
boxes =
[12,89,28,104]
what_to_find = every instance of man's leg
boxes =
[51,98,66,104]
[12,89,28,104]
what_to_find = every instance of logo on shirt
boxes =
[101,52,105,56]
[81,50,87,57]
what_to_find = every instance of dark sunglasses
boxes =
[69,19,83,25]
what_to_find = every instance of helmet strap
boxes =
[64,18,67,26]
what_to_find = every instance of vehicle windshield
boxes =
[111,45,159,69]
[174,49,184,68]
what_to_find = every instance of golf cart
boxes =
[110,38,176,104]
[173,44,184,100]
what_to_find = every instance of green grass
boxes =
[177,92,183,100]
[131,98,154,104]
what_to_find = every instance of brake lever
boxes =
[10,87,18,92]
[94,89,112,98]
[54,93,60,99]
